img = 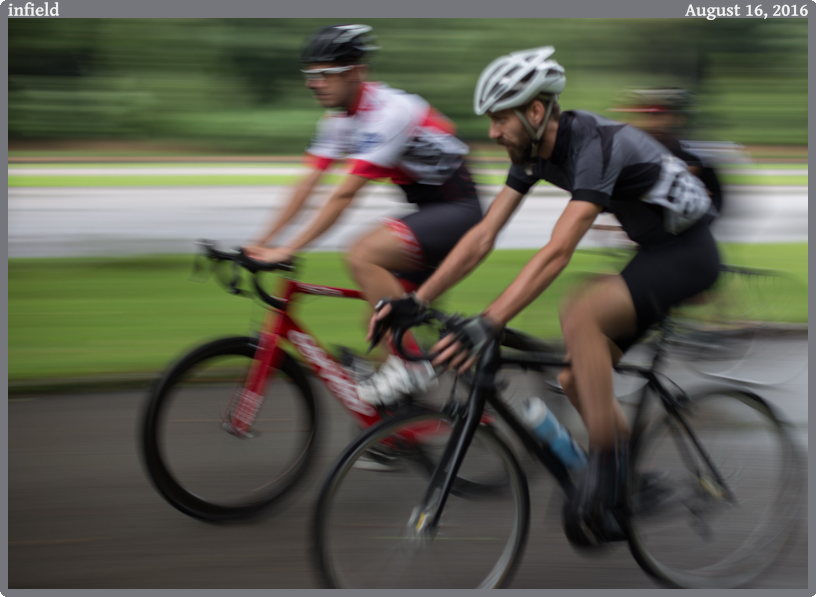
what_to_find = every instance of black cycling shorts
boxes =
[617,221,721,352]
[383,196,483,288]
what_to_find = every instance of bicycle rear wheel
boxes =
[314,406,529,588]
[141,336,318,521]
[628,387,802,588]
[669,267,805,385]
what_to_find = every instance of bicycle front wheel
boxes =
[141,337,318,522]
[314,407,529,589]
[628,387,802,588]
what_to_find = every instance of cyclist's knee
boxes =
[561,277,635,344]
[558,367,579,405]
[347,227,407,275]
[560,302,596,343]
[346,234,386,278]
[346,238,369,275]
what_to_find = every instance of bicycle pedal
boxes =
[333,345,377,381]
[562,499,627,550]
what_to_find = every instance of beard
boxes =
[501,130,533,166]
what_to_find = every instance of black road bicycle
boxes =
[313,309,803,589]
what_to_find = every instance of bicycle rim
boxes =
[142,338,318,521]
[670,268,806,385]
[628,388,802,588]
[315,408,529,589]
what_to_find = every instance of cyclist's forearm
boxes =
[483,245,571,326]
[286,194,352,251]
[417,185,525,304]
[483,200,601,325]
[254,169,323,246]
[416,225,496,304]
[285,173,371,251]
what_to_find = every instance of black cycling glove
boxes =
[376,292,429,320]
[445,314,503,363]
[369,293,430,352]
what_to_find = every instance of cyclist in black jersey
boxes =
[370,47,721,543]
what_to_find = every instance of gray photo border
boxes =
[4,2,811,597]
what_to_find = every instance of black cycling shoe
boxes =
[562,443,630,548]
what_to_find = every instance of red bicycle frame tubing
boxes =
[234,277,491,436]
[242,278,382,428]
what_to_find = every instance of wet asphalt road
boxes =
[8,337,807,589]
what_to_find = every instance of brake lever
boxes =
[227,261,242,295]
[367,320,386,354]
[190,253,211,283]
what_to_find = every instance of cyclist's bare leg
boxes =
[346,225,436,411]
[347,223,430,360]
[557,274,630,439]
[559,275,637,449]
[346,224,423,310]
[558,348,629,438]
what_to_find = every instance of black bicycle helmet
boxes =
[300,24,379,65]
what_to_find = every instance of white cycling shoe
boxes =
[357,355,438,406]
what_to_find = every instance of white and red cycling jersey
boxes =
[305,82,471,194]
[304,81,483,288]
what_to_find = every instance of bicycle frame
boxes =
[410,322,733,536]
[226,277,384,436]
[224,273,496,447]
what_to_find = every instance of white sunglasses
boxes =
[301,65,355,81]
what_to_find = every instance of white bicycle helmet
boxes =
[474,47,566,164]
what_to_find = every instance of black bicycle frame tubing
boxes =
[415,406,468,517]
[627,369,736,503]
[666,402,737,503]
[425,341,499,531]
[486,390,573,492]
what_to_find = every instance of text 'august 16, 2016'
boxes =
[686,4,808,19]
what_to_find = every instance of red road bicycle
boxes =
[140,241,498,522]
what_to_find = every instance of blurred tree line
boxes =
[9,18,807,152]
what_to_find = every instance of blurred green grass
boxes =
[8,244,807,383]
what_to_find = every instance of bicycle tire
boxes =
[627,387,802,588]
[314,406,530,589]
[668,267,806,385]
[141,336,318,522]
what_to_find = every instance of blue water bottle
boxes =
[524,397,587,473]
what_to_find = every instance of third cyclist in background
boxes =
[610,88,724,215]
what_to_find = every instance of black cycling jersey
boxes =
[506,110,716,247]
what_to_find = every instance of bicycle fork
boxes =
[408,345,498,538]
[224,325,286,438]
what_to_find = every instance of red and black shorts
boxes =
[382,196,483,291]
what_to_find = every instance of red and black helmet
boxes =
[610,88,696,115]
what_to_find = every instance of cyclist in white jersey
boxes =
[371,47,720,542]
[245,24,483,411]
